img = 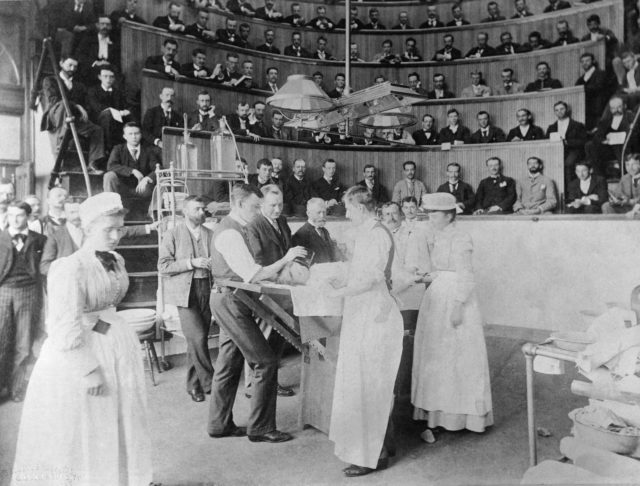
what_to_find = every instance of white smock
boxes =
[11,248,152,485]
[329,217,403,468]
[411,223,493,432]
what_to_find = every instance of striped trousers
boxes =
[0,283,40,393]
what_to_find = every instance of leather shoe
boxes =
[188,389,205,402]
[87,163,105,175]
[277,384,295,397]
[208,425,247,438]
[248,430,293,443]
[342,458,388,477]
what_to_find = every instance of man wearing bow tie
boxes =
[474,157,516,214]
[184,9,216,41]
[43,187,69,233]
[104,122,162,199]
[0,201,47,403]
[215,17,239,46]
[412,114,439,145]
[187,91,219,132]
[180,48,212,79]
[420,5,444,28]
[144,39,181,78]
[284,31,311,58]
[141,86,181,148]
[75,16,120,84]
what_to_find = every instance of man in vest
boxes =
[207,184,306,442]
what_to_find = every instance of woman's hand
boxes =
[83,368,105,396]
[415,272,434,284]
[450,302,463,328]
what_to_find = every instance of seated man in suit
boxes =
[248,158,276,190]
[461,71,493,98]
[337,6,365,31]
[265,112,291,141]
[432,34,462,62]
[74,16,120,84]
[49,0,96,57]
[470,111,506,144]
[525,62,563,92]
[544,0,571,13]
[474,157,516,214]
[357,164,389,206]
[284,31,312,58]
[86,65,131,152]
[371,39,401,64]
[412,114,439,145]
[226,0,256,18]
[482,1,506,22]
[184,9,215,41]
[585,95,639,176]
[215,17,240,45]
[256,29,281,55]
[284,158,313,217]
[576,53,611,130]
[283,2,306,28]
[604,153,640,214]
[187,90,219,131]
[327,73,346,98]
[407,72,426,95]
[141,86,181,148]
[364,7,386,30]
[110,0,146,34]
[420,5,444,28]
[551,20,579,47]
[292,197,343,264]
[262,67,280,93]
[392,10,413,30]
[248,101,268,137]
[392,161,428,204]
[521,31,552,52]
[255,0,283,22]
[617,51,640,109]
[236,23,253,50]
[428,73,455,100]
[312,158,346,216]
[211,53,242,85]
[513,157,558,215]
[226,101,261,141]
[104,122,161,200]
[436,162,475,214]
[439,109,471,145]
[566,161,608,214]
[270,157,286,189]
[180,48,212,79]
[307,5,335,31]
[401,38,423,62]
[144,38,181,77]
[465,32,496,59]
[512,0,533,18]
[314,37,337,61]
[152,1,185,33]
[495,32,521,56]
[506,109,545,142]
[546,101,587,184]
[447,4,469,26]
[495,68,524,95]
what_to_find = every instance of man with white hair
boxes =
[24,195,43,234]
[292,198,342,264]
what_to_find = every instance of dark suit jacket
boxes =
[284,45,312,58]
[464,46,496,57]
[110,9,146,28]
[247,174,276,190]
[226,114,254,136]
[187,110,219,131]
[265,125,292,140]
[506,124,545,141]
[152,15,184,30]
[592,110,639,152]
[39,75,88,132]
[446,19,470,26]
[436,181,475,214]
[482,15,506,22]
[51,0,95,33]
[439,125,471,144]
[576,68,611,129]
[432,47,462,62]
[546,119,587,152]
[107,143,162,180]
[470,126,506,144]
[412,129,439,145]
[142,105,182,145]
[312,177,344,202]
[184,23,214,40]
[307,16,336,30]
[180,63,212,78]
[74,33,120,69]
[419,19,444,28]
[245,214,292,266]
[621,66,640,90]
[427,89,455,100]
[40,224,78,276]
[0,230,47,284]
[495,42,522,55]
[249,120,269,137]
[292,222,341,264]
[357,180,389,204]
[543,1,571,12]
[550,35,579,47]
[363,22,386,30]
[567,176,608,209]
[144,55,181,75]
[215,29,240,45]
[525,78,563,92]
[284,175,313,210]
[255,7,283,21]
[283,14,306,27]
[86,85,127,122]
[337,18,365,30]
[475,175,517,212]
[256,44,281,55]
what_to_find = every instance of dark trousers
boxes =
[0,283,39,393]
[177,278,214,393]
[395,310,418,397]
[585,140,623,176]
[208,292,280,436]
[96,110,127,152]
[48,101,105,165]
[103,171,154,199]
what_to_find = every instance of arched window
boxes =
[0,40,20,85]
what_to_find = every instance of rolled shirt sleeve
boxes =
[215,228,262,282]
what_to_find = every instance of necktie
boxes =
[450,184,457,193]
[95,251,117,272]
[482,130,489,138]
[131,148,139,161]
[164,111,171,124]
[12,233,26,250]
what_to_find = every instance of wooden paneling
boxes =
[142,71,586,134]
[122,22,606,98]
[106,0,621,40]
[0,84,25,115]
[161,129,565,202]
[111,0,621,63]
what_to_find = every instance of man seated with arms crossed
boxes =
[104,122,162,200]
[513,157,558,215]
[565,161,608,214]
[292,198,343,264]
[392,161,428,205]
[436,163,475,215]
[474,157,516,214]
[207,184,306,442]
[604,153,640,214]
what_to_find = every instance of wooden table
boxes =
[217,279,341,434]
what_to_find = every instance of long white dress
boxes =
[411,223,493,432]
[11,248,152,485]
[329,218,404,468]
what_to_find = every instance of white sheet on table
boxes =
[289,262,347,317]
